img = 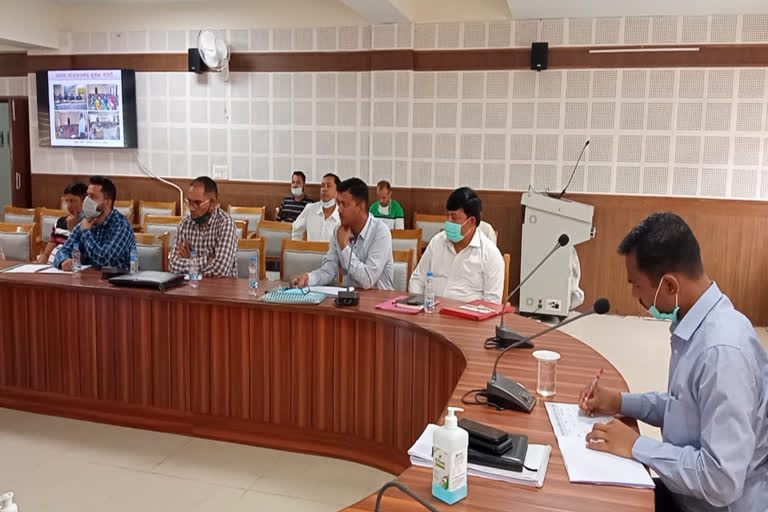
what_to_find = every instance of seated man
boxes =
[37,181,87,264]
[276,170,313,222]
[581,212,768,512]
[369,180,405,229]
[291,173,340,242]
[54,176,135,270]
[169,176,238,278]
[290,177,394,290]
[409,187,504,303]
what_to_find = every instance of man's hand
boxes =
[579,382,622,416]
[61,259,73,271]
[337,225,351,249]
[36,253,47,264]
[65,214,78,231]
[80,217,94,231]
[176,242,191,259]
[291,273,309,288]
[585,419,640,459]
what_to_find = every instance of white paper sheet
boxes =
[2,264,51,273]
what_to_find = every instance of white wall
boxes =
[0,0,61,49]
[392,0,511,23]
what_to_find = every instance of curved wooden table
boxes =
[0,264,652,511]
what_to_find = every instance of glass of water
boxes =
[532,350,561,397]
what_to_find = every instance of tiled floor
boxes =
[1,315,766,511]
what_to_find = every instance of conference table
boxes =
[0,262,652,511]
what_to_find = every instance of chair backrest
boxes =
[3,205,37,225]
[257,220,294,260]
[390,228,422,266]
[38,207,66,244]
[0,222,35,262]
[143,215,182,248]
[134,232,170,272]
[478,220,498,245]
[138,201,176,225]
[413,213,445,245]
[392,249,414,292]
[234,219,248,239]
[502,253,510,304]
[114,200,135,223]
[280,239,330,281]
[228,206,265,236]
[237,237,267,280]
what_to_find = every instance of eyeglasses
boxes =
[184,198,211,209]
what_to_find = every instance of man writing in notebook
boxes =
[579,212,768,512]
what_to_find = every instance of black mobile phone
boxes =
[458,418,509,445]
[395,294,424,306]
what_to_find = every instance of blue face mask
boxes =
[648,276,679,322]
[445,218,469,243]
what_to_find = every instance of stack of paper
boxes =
[408,424,552,488]
[1,264,52,273]
[544,402,655,488]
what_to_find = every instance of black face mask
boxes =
[193,210,211,225]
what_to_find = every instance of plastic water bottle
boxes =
[248,255,259,296]
[424,271,436,313]
[130,248,138,273]
[72,243,82,275]
[189,249,199,288]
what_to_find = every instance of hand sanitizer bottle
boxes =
[432,407,468,505]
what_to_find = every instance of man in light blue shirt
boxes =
[581,212,768,512]
[290,177,394,290]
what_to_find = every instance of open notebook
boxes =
[545,402,654,488]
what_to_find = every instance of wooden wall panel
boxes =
[373,323,396,446]
[169,302,190,412]
[249,309,271,422]
[410,333,431,440]
[210,305,231,417]
[78,293,99,399]
[11,288,30,389]
[393,327,414,452]
[290,312,314,428]
[133,298,152,405]
[43,289,63,393]
[427,339,447,422]
[0,287,14,385]
[114,296,134,402]
[311,314,335,432]
[151,300,172,408]
[189,303,211,414]
[270,311,292,424]
[95,295,116,401]
[61,291,80,396]
[354,320,376,441]
[25,288,47,391]
[334,317,356,434]
[228,308,250,420]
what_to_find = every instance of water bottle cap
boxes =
[427,272,433,277]
[190,249,197,256]
[250,255,257,261]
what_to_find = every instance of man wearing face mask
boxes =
[290,177,394,290]
[291,173,340,242]
[408,187,504,303]
[276,171,313,223]
[37,181,87,264]
[169,176,238,278]
[369,180,405,230]
[54,175,135,270]
[579,212,768,512]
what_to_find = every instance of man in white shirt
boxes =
[291,173,340,242]
[409,187,505,303]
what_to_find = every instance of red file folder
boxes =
[439,299,514,321]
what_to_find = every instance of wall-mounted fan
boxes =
[188,29,230,81]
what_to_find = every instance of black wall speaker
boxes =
[188,48,206,74]
[531,42,548,71]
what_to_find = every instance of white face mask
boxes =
[321,198,336,209]
[291,186,303,197]
[378,204,390,215]
[82,196,102,219]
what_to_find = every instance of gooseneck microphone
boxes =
[483,298,610,412]
[557,139,589,199]
[375,481,442,512]
[335,233,359,306]
[490,233,570,349]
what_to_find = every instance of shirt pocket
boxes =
[664,390,702,447]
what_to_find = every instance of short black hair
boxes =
[338,177,369,207]
[618,212,704,281]
[191,176,218,198]
[323,173,341,188]
[292,171,306,183]
[377,180,391,190]
[89,175,117,202]
[446,187,482,225]
[64,181,87,199]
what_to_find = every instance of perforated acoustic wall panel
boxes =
[21,15,768,200]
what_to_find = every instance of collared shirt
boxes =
[291,201,340,242]
[277,195,313,223]
[370,199,405,229]
[621,282,768,512]
[168,208,238,278]
[408,229,505,303]
[54,209,135,270]
[308,214,394,290]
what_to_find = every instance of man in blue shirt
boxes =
[580,212,768,512]
[54,176,136,270]
[290,177,394,290]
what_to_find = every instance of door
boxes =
[0,103,10,208]
[9,98,31,207]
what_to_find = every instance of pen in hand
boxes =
[581,367,604,410]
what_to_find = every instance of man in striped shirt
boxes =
[276,171,313,222]
[169,176,238,278]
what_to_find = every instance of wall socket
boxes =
[211,164,229,180]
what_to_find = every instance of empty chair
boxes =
[257,220,294,264]
[138,200,176,225]
[280,239,330,281]
[114,200,135,223]
[390,228,422,267]
[228,206,265,237]
[413,213,445,247]
[392,249,415,292]
[236,237,267,279]
[143,215,182,249]
[3,206,40,250]
[134,232,170,272]
[234,219,249,239]
[0,222,36,262]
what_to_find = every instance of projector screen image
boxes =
[36,69,138,148]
